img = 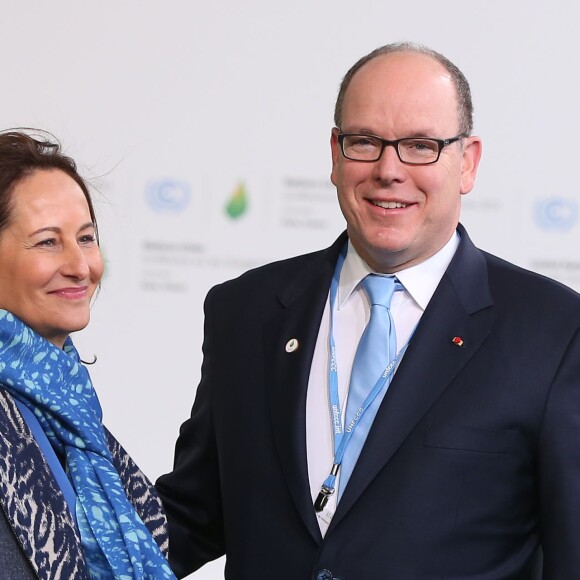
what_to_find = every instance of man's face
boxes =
[331,52,482,272]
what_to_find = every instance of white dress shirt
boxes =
[306,232,460,535]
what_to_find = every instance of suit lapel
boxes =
[331,227,496,526]
[265,234,347,542]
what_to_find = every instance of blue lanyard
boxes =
[13,399,78,520]
[314,245,414,512]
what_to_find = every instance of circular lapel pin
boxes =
[451,336,464,347]
[285,338,299,353]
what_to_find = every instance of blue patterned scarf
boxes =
[0,310,176,579]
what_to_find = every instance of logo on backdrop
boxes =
[534,198,578,232]
[225,182,249,219]
[146,179,191,213]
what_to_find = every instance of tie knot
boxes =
[362,274,398,308]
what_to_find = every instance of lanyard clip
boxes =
[314,485,334,512]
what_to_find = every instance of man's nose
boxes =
[372,143,407,182]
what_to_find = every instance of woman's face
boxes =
[0,169,104,347]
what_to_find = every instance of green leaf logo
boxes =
[226,182,248,219]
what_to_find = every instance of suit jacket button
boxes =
[317,570,333,580]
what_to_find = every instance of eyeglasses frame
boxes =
[336,131,466,165]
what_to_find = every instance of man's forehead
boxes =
[352,51,452,87]
[341,52,459,127]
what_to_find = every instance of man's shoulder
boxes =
[209,234,346,299]
[232,246,327,282]
[475,250,580,328]
[483,249,580,302]
[455,226,580,306]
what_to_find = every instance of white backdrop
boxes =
[2,2,580,577]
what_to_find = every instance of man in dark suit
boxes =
[156,42,580,579]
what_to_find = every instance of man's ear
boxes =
[330,128,341,186]
[460,136,482,195]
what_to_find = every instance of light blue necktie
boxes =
[338,274,401,498]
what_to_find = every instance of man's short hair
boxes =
[334,42,474,136]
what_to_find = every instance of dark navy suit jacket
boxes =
[157,225,580,579]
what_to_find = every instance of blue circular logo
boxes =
[146,179,191,213]
[534,198,578,231]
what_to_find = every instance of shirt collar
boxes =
[337,231,461,311]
